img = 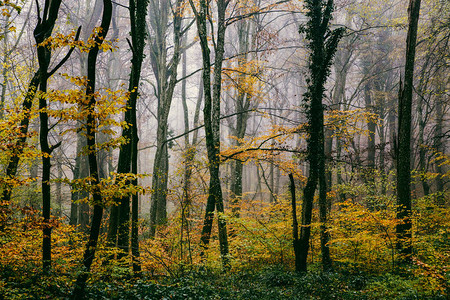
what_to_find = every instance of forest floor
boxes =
[1,264,448,299]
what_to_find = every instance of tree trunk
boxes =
[33,0,64,273]
[106,0,148,263]
[396,0,421,265]
[148,0,183,237]
[190,0,230,267]
[71,0,112,297]
[78,156,90,233]
[297,0,342,273]
[1,72,39,204]
[230,14,255,216]
[434,85,445,206]
[290,174,301,272]
[364,81,377,209]
[129,0,147,271]
[181,65,202,265]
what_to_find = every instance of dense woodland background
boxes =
[0,0,449,299]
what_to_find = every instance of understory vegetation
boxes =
[1,185,449,299]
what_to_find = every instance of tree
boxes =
[128,0,149,273]
[297,0,343,272]
[396,0,422,264]
[189,0,230,266]
[148,0,184,237]
[32,0,80,272]
[227,0,262,216]
[33,0,63,272]
[71,0,112,297]
[69,0,104,232]
[1,2,42,205]
[107,0,149,270]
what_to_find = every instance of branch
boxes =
[126,37,134,55]
[35,0,41,25]
[49,141,62,154]
[138,109,257,152]
[112,1,129,10]
[225,0,291,26]
[47,26,82,78]
[222,147,304,162]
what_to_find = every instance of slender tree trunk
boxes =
[290,174,301,272]
[33,0,64,273]
[70,130,88,227]
[297,0,342,272]
[230,15,254,216]
[71,0,112,297]
[78,157,90,233]
[131,132,140,272]
[190,0,230,267]
[1,73,39,204]
[396,0,421,265]
[364,81,377,209]
[148,0,183,237]
[106,0,148,263]
[434,86,445,206]
[181,68,202,265]
[129,0,146,267]
[131,104,140,272]
[38,66,52,273]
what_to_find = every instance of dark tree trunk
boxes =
[434,87,445,206]
[71,0,112,297]
[297,0,342,273]
[290,174,301,272]
[106,0,148,264]
[365,84,377,171]
[363,81,377,209]
[33,0,64,273]
[1,73,39,204]
[78,156,90,233]
[191,0,230,267]
[396,0,421,265]
[131,134,140,272]
[129,0,147,271]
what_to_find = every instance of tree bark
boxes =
[105,0,148,265]
[33,0,64,273]
[297,0,342,273]
[148,0,184,237]
[396,0,422,265]
[290,174,301,272]
[230,12,255,216]
[434,85,445,206]
[71,0,112,297]
[1,72,39,204]
[190,0,230,267]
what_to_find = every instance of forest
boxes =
[0,0,448,298]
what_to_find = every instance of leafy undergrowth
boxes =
[1,265,448,299]
[1,193,448,299]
